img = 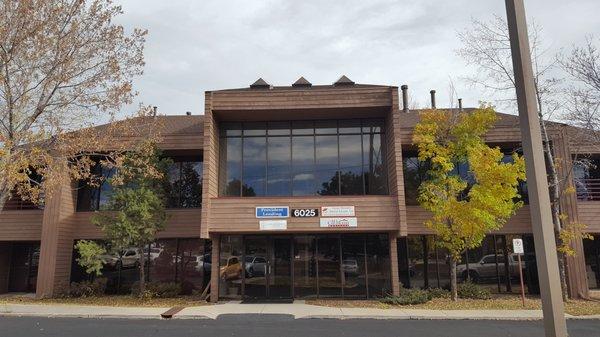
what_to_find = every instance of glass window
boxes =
[364,133,387,195]
[76,162,115,211]
[317,236,342,297]
[293,236,317,298]
[148,240,177,284]
[220,122,242,137]
[242,137,266,196]
[220,137,242,196]
[584,235,600,289]
[315,120,337,134]
[267,137,291,196]
[178,239,206,294]
[292,136,315,196]
[219,235,243,299]
[366,234,391,297]
[315,135,339,195]
[339,134,363,195]
[403,156,429,205]
[179,162,203,208]
[219,119,388,197]
[342,235,367,298]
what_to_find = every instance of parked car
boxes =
[457,254,524,282]
[244,256,267,278]
[219,256,242,280]
[342,259,358,275]
[101,248,141,270]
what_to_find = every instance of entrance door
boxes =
[243,236,292,301]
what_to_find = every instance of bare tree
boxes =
[456,15,582,300]
[0,0,155,211]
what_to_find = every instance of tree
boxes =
[91,141,170,294]
[456,15,592,300]
[74,239,106,278]
[0,0,149,211]
[413,106,526,301]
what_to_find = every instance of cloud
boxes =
[114,0,600,117]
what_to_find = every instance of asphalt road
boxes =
[1,315,599,337]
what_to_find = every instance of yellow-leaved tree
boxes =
[413,105,526,301]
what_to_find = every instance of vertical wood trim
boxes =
[389,234,400,295]
[210,234,220,302]
[201,92,218,239]
[386,88,406,237]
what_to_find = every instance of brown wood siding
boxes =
[0,210,43,241]
[208,196,399,233]
[72,209,202,239]
[388,89,407,236]
[211,87,393,111]
[200,92,219,238]
[578,202,600,232]
[406,205,533,235]
[36,179,78,298]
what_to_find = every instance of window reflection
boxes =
[220,119,387,197]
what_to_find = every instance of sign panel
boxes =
[256,206,289,218]
[259,220,287,230]
[319,217,358,228]
[292,208,318,217]
[513,238,524,254]
[321,206,355,217]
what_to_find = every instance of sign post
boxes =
[513,238,526,307]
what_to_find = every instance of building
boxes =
[1,76,600,301]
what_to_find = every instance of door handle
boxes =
[268,265,271,275]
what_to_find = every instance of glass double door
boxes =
[244,236,292,300]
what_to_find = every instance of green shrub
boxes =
[69,278,107,297]
[131,281,182,298]
[457,281,492,300]
[381,288,431,305]
[426,287,450,299]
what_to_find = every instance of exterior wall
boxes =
[200,92,219,239]
[386,90,408,236]
[36,178,78,298]
[0,210,43,241]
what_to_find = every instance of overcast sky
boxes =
[115,0,600,117]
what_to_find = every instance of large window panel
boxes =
[363,132,387,195]
[317,236,342,297]
[292,136,315,196]
[242,137,267,196]
[339,134,364,195]
[366,234,391,297]
[342,235,367,298]
[220,137,242,196]
[179,162,202,207]
[315,135,339,195]
[267,136,291,196]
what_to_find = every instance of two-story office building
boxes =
[1,76,600,302]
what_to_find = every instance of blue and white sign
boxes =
[256,206,289,218]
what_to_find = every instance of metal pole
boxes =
[518,253,526,307]
[505,1,567,336]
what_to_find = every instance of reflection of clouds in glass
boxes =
[294,173,314,181]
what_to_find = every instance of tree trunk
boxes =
[450,256,458,301]
[138,246,146,296]
[534,88,569,301]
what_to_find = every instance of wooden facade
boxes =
[0,80,599,300]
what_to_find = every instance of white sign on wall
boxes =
[513,238,524,254]
[259,220,287,230]
[321,206,355,217]
[319,217,358,228]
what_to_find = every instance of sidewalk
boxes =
[1,301,599,320]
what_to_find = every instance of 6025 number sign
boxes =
[292,208,318,217]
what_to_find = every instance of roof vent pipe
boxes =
[153,106,157,117]
[401,85,409,113]
[186,111,192,116]
[458,98,463,111]
[430,90,436,109]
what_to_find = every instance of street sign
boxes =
[321,206,355,217]
[513,238,524,254]
[319,217,358,228]
[255,206,289,218]
[291,208,318,217]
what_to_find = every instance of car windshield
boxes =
[245,256,254,262]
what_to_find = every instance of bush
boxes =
[457,281,492,300]
[381,288,431,305]
[68,278,107,298]
[131,281,182,298]
[426,287,450,299]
